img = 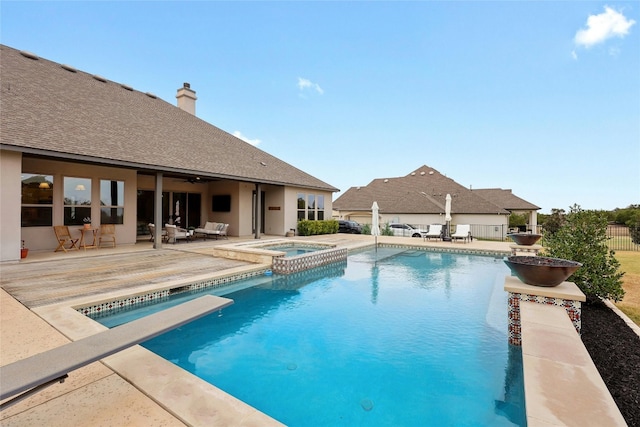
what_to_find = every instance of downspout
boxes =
[153,172,163,248]
[254,183,261,239]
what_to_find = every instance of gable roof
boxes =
[333,165,511,215]
[472,188,540,211]
[0,45,337,192]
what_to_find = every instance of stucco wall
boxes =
[0,150,23,262]
[263,185,285,236]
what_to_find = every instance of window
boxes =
[100,180,124,224]
[317,195,325,220]
[297,193,326,221]
[21,173,53,227]
[64,177,91,226]
[308,195,316,220]
[297,193,306,221]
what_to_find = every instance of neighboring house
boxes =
[333,165,539,238]
[0,45,338,261]
[472,188,540,229]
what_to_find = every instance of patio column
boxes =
[254,183,261,239]
[154,172,163,249]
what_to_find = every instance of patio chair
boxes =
[451,224,472,243]
[164,224,191,244]
[53,225,79,252]
[423,224,443,241]
[148,223,167,243]
[98,224,116,248]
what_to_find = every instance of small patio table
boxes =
[78,227,99,250]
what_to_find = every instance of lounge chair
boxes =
[194,222,229,240]
[98,224,116,248]
[423,224,443,241]
[165,224,191,243]
[53,225,79,252]
[451,224,472,243]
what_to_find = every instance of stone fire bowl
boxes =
[504,256,582,287]
[507,233,542,246]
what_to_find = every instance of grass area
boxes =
[614,251,640,326]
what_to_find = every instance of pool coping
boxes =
[520,301,627,426]
[30,263,286,426]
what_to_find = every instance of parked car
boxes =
[338,220,362,234]
[389,223,427,238]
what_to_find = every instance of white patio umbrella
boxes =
[443,194,452,241]
[445,194,452,222]
[371,201,380,250]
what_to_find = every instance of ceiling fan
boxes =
[172,176,214,184]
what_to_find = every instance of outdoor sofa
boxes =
[194,222,229,240]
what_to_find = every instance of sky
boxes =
[1,1,639,214]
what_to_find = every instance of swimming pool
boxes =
[93,247,525,426]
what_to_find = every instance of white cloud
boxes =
[297,77,324,95]
[574,6,635,48]
[233,131,261,146]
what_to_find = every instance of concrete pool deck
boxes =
[0,235,625,426]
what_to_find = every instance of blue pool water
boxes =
[261,244,324,257]
[93,248,525,426]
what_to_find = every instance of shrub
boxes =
[381,222,394,236]
[361,223,371,235]
[297,219,338,236]
[544,205,625,302]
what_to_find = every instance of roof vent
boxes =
[260,161,267,166]
[411,172,416,176]
[121,84,133,91]
[145,92,157,99]
[61,64,77,73]
[429,171,434,175]
[92,74,107,83]
[19,50,39,60]
[384,179,389,183]
[420,171,426,176]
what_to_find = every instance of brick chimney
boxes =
[176,82,197,115]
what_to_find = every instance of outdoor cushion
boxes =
[194,222,227,239]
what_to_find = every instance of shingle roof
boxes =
[333,165,511,215]
[0,45,337,192]
[472,188,540,211]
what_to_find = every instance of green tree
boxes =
[541,208,565,236]
[545,205,625,302]
[613,204,640,225]
[508,213,527,228]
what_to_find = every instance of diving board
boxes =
[0,295,233,405]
